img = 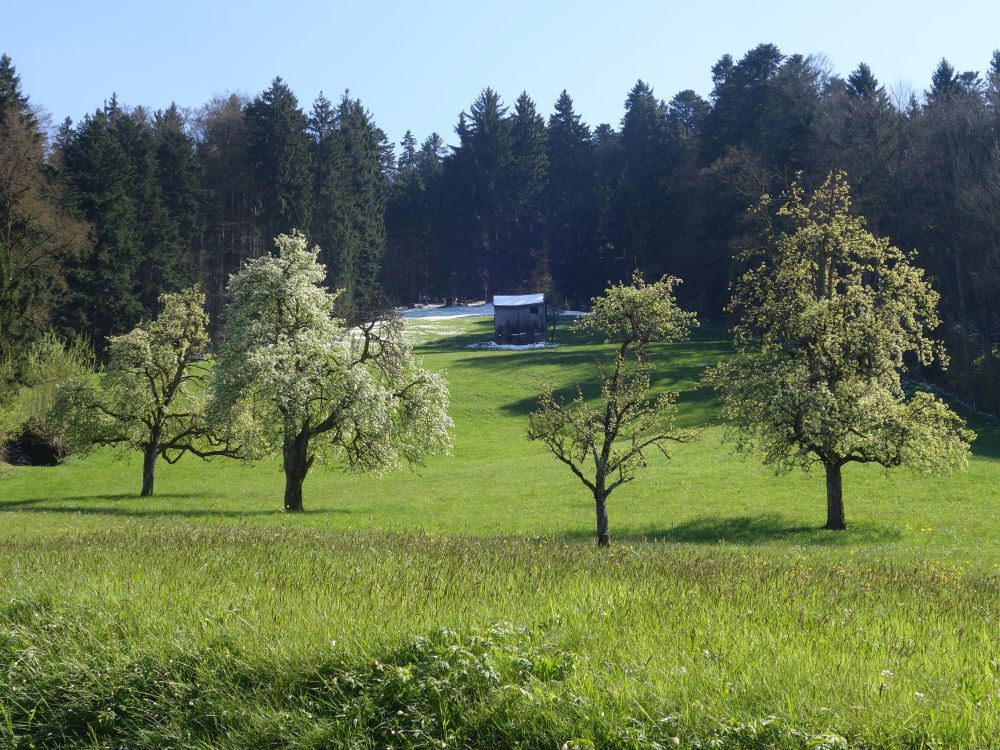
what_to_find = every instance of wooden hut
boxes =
[493,294,547,344]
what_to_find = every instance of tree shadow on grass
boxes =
[0,493,196,509]
[558,513,902,546]
[968,423,1000,460]
[0,494,352,519]
[498,363,719,420]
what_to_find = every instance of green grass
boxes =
[1,317,999,748]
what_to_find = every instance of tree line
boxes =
[3,44,1000,410]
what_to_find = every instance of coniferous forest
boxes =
[4,44,1000,409]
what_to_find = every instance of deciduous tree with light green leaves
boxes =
[208,231,452,512]
[52,286,235,497]
[528,273,699,547]
[705,171,975,530]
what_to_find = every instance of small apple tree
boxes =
[52,286,235,496]
[528,273,699,546]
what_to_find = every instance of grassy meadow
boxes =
[2,316,999,748]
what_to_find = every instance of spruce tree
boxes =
[115,105,191,313]
[546,91,595,305]
[416,132,447,175]
[57,100,146,344]
[196,94,257,336]
[153,104,204,291]
[384,130,426,303]
[616,80,674,277]
[846,63,880,101]
[57,99,192,345]
[505,92,548,292]
[437,112,481,299]
[335,93,391,317]
[244,78,313,245]
[462,88,512,297]
[0,54,33,130]
[309,92,355,308]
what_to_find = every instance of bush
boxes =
[0,333,93,465]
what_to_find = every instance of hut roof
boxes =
[493,293,544,307]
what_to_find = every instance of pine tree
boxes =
[546,90,595,305]
[196,94,257,336]
[384,130,425,303]
[309,92,355,307]
[334,93,391,317]
[153,104,204,292]
[244,78,313,245]
[667,90,709,135]
[703,44,785,162]
[505,92,548,292]
[57,100,146,344]
[57,99,193,345]
[615,80,674,276]
[463,88,512,297]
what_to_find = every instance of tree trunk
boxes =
[282,429,311,512]
[595,491,610,547]
[140,430,161,497]
[824,462,846,531]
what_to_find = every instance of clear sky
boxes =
[5,0,1000,150]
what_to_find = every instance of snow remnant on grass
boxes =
[465,341,562,351]
[399,303,493,319]
[399,303,586,320]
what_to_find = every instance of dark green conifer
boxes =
[244,78,313,244]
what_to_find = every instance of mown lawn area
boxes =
[1,316,998,748]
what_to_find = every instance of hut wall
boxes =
[494,304,548,344]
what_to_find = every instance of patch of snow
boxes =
[465,341,561,351]
[399,302,586,320]
[399,302,493,319]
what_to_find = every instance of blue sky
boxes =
[6,0,1000,149]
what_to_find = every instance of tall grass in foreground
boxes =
[2,526,997,748]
